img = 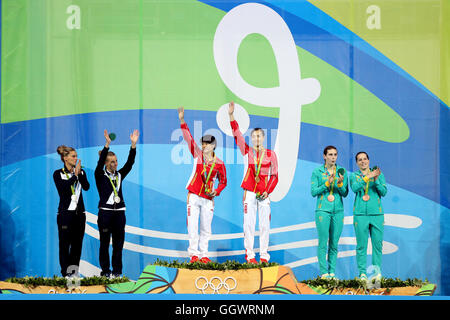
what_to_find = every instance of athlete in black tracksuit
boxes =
[53,146,90,277]
[95,129,139,277]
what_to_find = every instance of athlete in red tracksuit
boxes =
[228,102,278,263]
[178,107,227,263]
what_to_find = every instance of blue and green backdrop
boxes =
[1,0,449,295]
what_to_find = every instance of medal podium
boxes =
[0,263,436,295]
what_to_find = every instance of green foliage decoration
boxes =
[153,259,279,270]
[300,276,429,291]
[5,275,130,288]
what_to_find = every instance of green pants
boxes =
[315,210,344,275]
[353,215,384,276]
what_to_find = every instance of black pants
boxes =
[97,209,126,275]
[57,210,86,277]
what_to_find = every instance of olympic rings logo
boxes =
[195,276,237,294]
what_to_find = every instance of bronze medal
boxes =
[362,194,370,202]
[327,194,335,202]
[255,176,260,183]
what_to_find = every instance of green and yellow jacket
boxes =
[349,170,387,215]
[311,165,349,213]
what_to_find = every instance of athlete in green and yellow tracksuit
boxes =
[311,146,348,278]
[350,152,387,279]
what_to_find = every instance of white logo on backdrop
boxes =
[213,3,321,202]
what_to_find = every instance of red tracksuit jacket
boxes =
[230,120,278,195]
[181,123,227,200]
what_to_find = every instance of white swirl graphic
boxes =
[213,3,321,202]
[83,211,421,267]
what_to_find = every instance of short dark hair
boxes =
[251,128,265,136]
[200,135,216,148]
[355,151,369,161]
[323,145,337,155]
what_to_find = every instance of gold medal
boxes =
[362,194,370,201]
[327,194,335,202]
[255,176,260,183]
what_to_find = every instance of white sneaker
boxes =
[329,273,338,280]
[359,273,368,282]
[321,273,330,279]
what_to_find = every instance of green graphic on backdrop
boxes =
[308,0,449,107]
[2,0,408,142]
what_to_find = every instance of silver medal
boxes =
[114,196,121,203]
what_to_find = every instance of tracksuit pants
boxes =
[97,209,126,276]
[243,191,271,261]
[353,215,384,276]
[187,193,214,258]
[57,210,86,277]
[315,210,344,275]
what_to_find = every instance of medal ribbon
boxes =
[254,148,265,179]
[201,155,216,193]
[253,148,265,193]
[363,170,371,197]
[328,166,336,196]
[62,168,76,195]
[107,174,119,198]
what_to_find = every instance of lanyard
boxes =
[253,148,265,179]
[253,148,266,194]
[325,166,336,196]
[201,155,216,193]
[62,168,77,195]
[361,170,371,196]
[107,173,119,197]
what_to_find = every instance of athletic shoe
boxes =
[320,273,330,279]
[359,273,368,282]
[200,257,211,264]
[189,255,199,263]
[260,259,268,264]
[247,258,258,264]
[329,273,338,280]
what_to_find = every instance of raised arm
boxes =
[95,130,112,176]
[119,129,139,179]
[178,107,201,158]
[228,102,249,155]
